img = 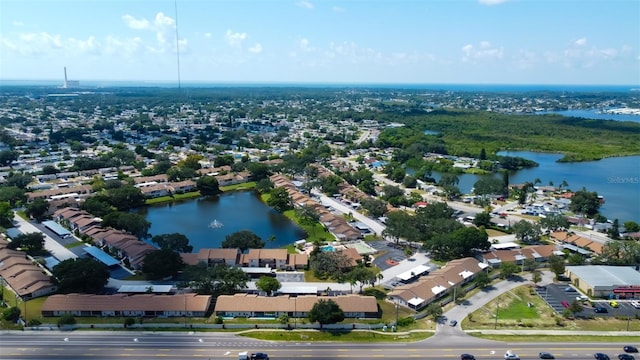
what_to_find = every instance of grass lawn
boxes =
[64,241,85,249]
[220,182,256,192]
[240,330,431,342]
[464,285,640,331]
[486,229,508,237]
[145,191,201,205]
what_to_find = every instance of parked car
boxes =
[449,320,458,326]
[610,300,620,308]
[630,301,640,309]
[594,353,611,360]
[539,352,555,359]
[595,306,608,313]
[504,350,521,360]
[460,354,476,360]
[577,295,589,301]
[618,354,635,360]
[624,346,639,353]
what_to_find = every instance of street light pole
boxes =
[494,300,499,329]
[294,297,297,329]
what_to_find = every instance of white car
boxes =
[505,350,521,360]
[631,300,640,309]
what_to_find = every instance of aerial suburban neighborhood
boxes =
[0,86,638,360]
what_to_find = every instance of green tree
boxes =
[473,177,506,197]
[81,196,114,217]
[221,230,265,252]
[346,266,378,293]
[2,306,21,322]
[25,198,49,222]
[196,175,221,196]
[548,255,566,279]
[108,185,145,210]
[142,249,184,280]
[178,154,203,170]
[474,271,491,288]
[360,198,387,218]
[310,251,352,280]
[57,314,76,327]
[295,204,320,236]
[151,233,193,253]
[473,212,492,228]
[255,276,281,296]
[7,232,45,255]
[266,187,293,212]
[607,218,620,240]
[424,303,443,321]
[569,300,584,316]
[0,201,15,227]
[246,162,271,181]
[52,258,109,293]
[0,150,18,166]
[512,220,542,243]
[532,270,542,285]
[308,299,344,328]
[124,317,136,328]
[102,212,150,239]
[402,175,418,189]
[623,221,640,233]
[181,263,249,296]
[540,213,569,231]
[0,186,26,206]
[499,262,519,279]
[569,188,601,217]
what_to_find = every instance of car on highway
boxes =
[504,350,520,360]
[460,354,476,360]
[539,351,555,359]
[624,346,639,353]
[594,353,611,360]
[250,353,269,360]
[618,354,635,360]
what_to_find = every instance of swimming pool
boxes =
[321,245,336,252]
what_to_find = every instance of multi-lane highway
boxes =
[0,332,633,359]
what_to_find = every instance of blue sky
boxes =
[1,0,639,85]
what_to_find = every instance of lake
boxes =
[134,190,306,252]
[537,109,640,123]
[429,151,640,223]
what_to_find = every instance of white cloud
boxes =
[478,0,510,5]
[332,6,345,13]
[249,43,263,54]
[575,37,587,46]
[461,41,504,63]
[296,1,314,9]
[12,21,24,27]
[204,33,212,39]
[225,29,247,48]
[122,14,151,30]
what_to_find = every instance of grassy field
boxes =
[145,191,201,205]
[464,285,640,331]
[469,334,640,342]
[220,182,256,192]
[240,330,432,342]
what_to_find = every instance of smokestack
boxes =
[63,67,68,88]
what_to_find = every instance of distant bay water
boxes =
[537,109,640,123]
[428,151,640,223]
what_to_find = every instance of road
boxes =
[0,331,633,359]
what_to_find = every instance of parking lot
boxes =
[536,283,640,318]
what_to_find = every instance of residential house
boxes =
[41,294,212,318]
[197,248,240,266]
[214,294,378,319]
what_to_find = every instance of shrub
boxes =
[57,314,76,327]
[27,319,42,327]
[397,316,415,327]
[2,307,21,322]
[214,316,224,324]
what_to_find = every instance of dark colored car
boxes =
[449,320,458,326]
[595,306,608,313]
[594,353,611,360]
[460,354,476,360]
[539,352,555,359]
[250,353,269,360]
[618,354,635,360]
[624,346,639,353]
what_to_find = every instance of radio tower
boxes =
[63,67,68,89]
